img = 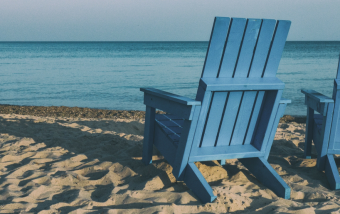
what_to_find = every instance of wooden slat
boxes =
[333,79,340,99]
[240,157,291,199]
[155,114,183,121]
[142,106,156,165]
[153,124,177,166]
[233,19,262,78]
[202,17,231,78]
[252,90,278,150]
[144,93,195,120]
[195,85,206,101]
[218,18,247,78]
[316,103,334,171]
[229,91,258,146]
[313,121,322,155]
[330,79,340,150]
[183,162,217,203]
[192,91,213,148]
[190,144,261,162]
[248,19,276,77]
[215,92,243,146]
[325,154,340,189]
[161,126,182,135]
[259,90,283,152]
[314,114,323,135]
[173,105,201,179]
[243,91,265,145]
[199,77,284,91]
[157,119,184,127]
[304,107,314,159]
[263,20,291,77]
[168,134,180,143]
[264,101,288,159]
[302,89,334,104]
[141,88,201,106]
[200,92,228,147]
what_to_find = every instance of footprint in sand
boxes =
[91,183,114,202]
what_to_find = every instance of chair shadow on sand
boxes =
[1,115,340,213]
[0,115,201,213]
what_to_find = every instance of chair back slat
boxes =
[233,19,262,78]
[248,19,276,77]
[243,91,265,145]
[215,92,243,146]
[262,20,291,77]
[228,91,258,146]
[202,17,231,78]
[218,18,247,78]
[199,92,228,147]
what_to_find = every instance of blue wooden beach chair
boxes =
[302,56,340,190]
[141,17,291,203]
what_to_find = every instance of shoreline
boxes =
[0,104,307,123]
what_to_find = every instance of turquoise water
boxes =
[0,41,339,115]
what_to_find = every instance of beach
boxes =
[0,105,339,213]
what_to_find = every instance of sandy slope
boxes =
[0,113,340,213]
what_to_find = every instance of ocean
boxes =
[0,41,339,116]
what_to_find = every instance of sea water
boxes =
[0,41,339,116]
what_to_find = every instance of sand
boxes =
[0,108,340,213]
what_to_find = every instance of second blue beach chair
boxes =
[141,17,291,203]
[302,56,340,189]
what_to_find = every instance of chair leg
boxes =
[218,159,225,166]
[325,154,340,189]
[317,154,327,171]
[304,107,314,159]
[183,162,217,203]
[142,106,155,165]
[240,157,291,199]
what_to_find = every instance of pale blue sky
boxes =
[1,0,339,41]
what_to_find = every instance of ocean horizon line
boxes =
[0,40,340,43]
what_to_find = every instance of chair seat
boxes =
[155,114,184,147]
[314,114,323,132]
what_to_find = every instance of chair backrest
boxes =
[191,17,290,157]
[196,17,291,100]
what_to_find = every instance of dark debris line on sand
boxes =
[0,104,306,122]
[0,104,145,120]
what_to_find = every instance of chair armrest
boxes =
[301,89,334,103]
[301,89,334,116]
[141,88,201,106]
[140,88,201,120]
[280,98,291,104]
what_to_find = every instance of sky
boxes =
[1,0,339,41]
